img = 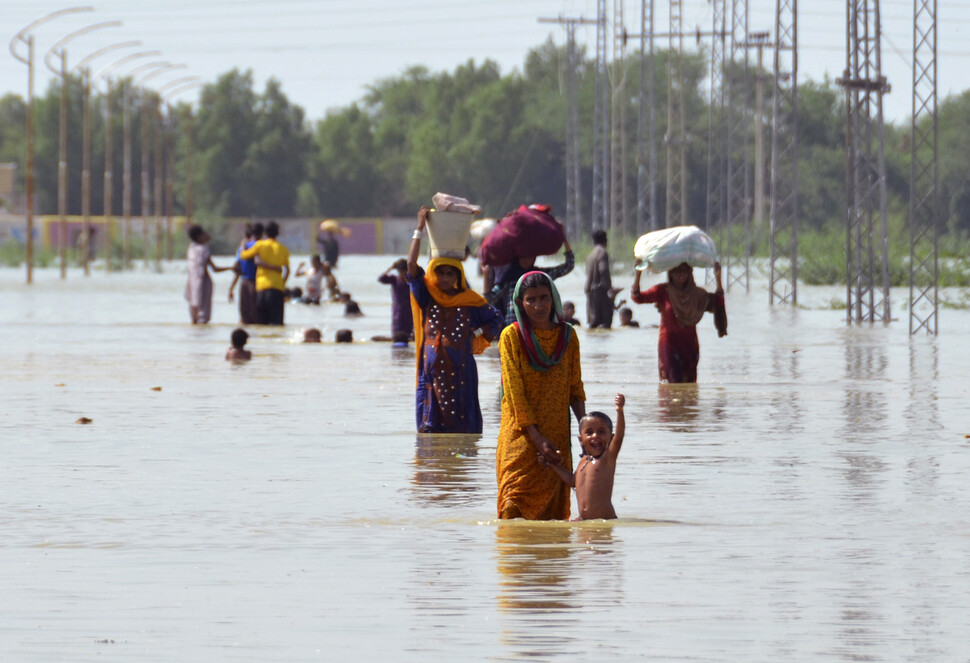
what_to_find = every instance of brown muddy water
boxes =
[1,256,968,661]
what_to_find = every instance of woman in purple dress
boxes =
[407,207,503,433]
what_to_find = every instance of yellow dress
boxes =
[496,324,586,520]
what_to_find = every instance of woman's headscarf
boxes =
[666,265,711,327]
[511,271,573,371]
[410,257,491,363]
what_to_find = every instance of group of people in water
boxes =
[188,205,727,522]
[406,206,726,522]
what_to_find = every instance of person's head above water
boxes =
[303,328,322,343]
[514,271,558,328]
[230,328,249,349]
[578,410,613,458]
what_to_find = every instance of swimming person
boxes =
[539,393,626,520]
[225,328,252,361]
[631,260,726,383]
[407,206,503,434]
[496,271,586,520]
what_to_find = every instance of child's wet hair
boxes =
[580,410,613,432]
[231,328,249,348]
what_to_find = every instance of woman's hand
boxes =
[417,205,430,231]
[527,425,561,465]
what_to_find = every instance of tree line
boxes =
[2,38,970,240]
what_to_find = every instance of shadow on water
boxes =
[410,434,482,507]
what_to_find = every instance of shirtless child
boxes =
[540,393,626,520]
[226,328,252,361]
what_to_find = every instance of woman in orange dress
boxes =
[496,271,586,520]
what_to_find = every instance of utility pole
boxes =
[538,15,597,239]
[123,79,132,269]
[140,92,152,265]
[746,32,772,237]
[154,97,163,270]
[909,0,938,334]
[725,0,751,293]
[769,0,799,306]
[636,0,658,236]
[611,0,628,237]
[103,80,115,269]
[839,0,891,324]
[81,66,92,276]
[666,0,687,228]
[592,0,610,232]
[706,0,728,237]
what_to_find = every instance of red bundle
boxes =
[479,204,565,266]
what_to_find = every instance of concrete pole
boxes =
[81,67,92,276]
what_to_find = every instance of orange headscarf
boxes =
[410,258,492,378]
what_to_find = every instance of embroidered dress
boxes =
[408,261,502,434]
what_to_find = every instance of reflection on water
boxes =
[4,264,970,661]
[496,522,578,612]
[656,383,700,428]
[411,434,482,507]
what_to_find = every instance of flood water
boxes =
[2,255,968,661]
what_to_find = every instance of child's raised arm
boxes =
[610,393,626,457]
[294,261,307,277]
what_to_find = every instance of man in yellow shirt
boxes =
[239,220,290,325]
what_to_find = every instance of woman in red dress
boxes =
[630,261,726,383]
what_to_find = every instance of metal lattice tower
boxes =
[565,22,582,239]
[705,0,727,236]
[839,0,890,324]
[610,0,628,236]
[909,0,938,334]
[538,15,597,239]
[769,0,799,305]
[725,0,751,292]
[636,0,658,235]
[592,0,611,231]
[666,0,687,227]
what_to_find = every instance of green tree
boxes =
[309,103,386,215]
[194,69,258,216]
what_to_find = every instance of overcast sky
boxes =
[5,0,969,124]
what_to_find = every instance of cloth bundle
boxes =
[479,204,565,266]
[431,192,482,215]
[633,225,718,273]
